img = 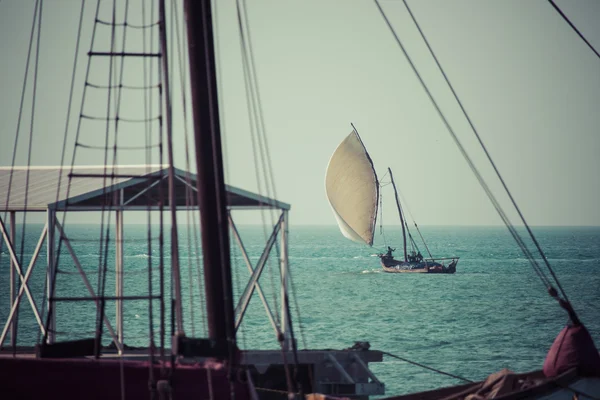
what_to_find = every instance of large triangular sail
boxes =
[325,129,379,246]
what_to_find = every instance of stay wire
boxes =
[16,0,41,348]
[394,182,433,259]
[109,1,132,398]
[237,0,280,221]
[237,0,283,310]
[382,351,474,383]
[373,1,555,293]
[1,0,40,231]
[44,0,103,349]
[237,3,303,394]
[20,0,42,323]
[401,0,572,304]
[95,0,120,359]
[172,0,207,335]
[139,0,158,390]
[235,0,281,326]
[548,0,600,61]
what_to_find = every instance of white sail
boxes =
[325,130,379,246]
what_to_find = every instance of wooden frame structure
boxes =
[0,165,291,353]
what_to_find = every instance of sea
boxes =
[0,223,599,398]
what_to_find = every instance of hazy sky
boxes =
[0,0,599,227]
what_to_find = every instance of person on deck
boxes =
[416,252,423,262]
[386,246,395,258]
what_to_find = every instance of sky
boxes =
[0,0,599,227]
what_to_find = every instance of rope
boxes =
[80,114,161,122]
[18,0,43,327]
[86,82,160,90]
[1,0,40,230]
[547,0,600,60]
[400,0,576,313]
[76,142,160,150]
[382,351,474,383]
[5,2,43,352]
[43,0,102,349]
[373,1,558,297]
[95,18,158,29]
[171,0,207,336]
[393,182,433,259]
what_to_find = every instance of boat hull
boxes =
[379,256,458,274]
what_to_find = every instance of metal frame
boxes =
[0,166,291,354]
[54,220,122,352]
[0,221,47,347]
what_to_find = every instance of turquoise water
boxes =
[0,224,599,397]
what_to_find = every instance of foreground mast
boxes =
[183,0,236,354]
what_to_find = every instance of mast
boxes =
[388,168,407,262]
[183,0,235,349]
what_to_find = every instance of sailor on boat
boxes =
[386,246,395,258]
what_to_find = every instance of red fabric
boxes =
[0,357,250,399]
[543,324,600,378]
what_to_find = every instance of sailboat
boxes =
[325,128,459,274]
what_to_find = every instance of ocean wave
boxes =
[125,253,151,259]
[361,269,381,274]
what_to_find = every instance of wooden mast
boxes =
[183,0,236,352]
[388,168,407,262]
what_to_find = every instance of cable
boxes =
[373,1,556,294]
[400,0,575,308]
[382,351,474,383]
[548,0,600,60]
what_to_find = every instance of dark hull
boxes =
[380,256,458,274]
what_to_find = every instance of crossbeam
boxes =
[55,221,123,352]
[229,214,279,334]
[0,216,45,334]
[0,223,48,347]
[234,213,283,329]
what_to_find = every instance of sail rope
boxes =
[3,0,43,353]
[397,0,577,316]
[17,0,43,350]
[43,0,98,351]
[211,3,240,390]
[381,351,474,383]
[95,18,158,29]
[394,182,434,259]
[235,0,284,335]
[374,1,575,320]
[547,0,600,61]
[170,0,208,336]
[236,0,305,395]
[0,0,40,273]
[142,0,161,391]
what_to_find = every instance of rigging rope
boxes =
[235,1,305,395]
[44,0,101,349]
[235,0,282,328]
[399,0,576,313]
[382,351,474,383]
[547,0,600,60]
[373,1,567,308]
[392,181,434,258]
[20,0,42,339]
[172,0,207,336]
[95,18,158,29]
